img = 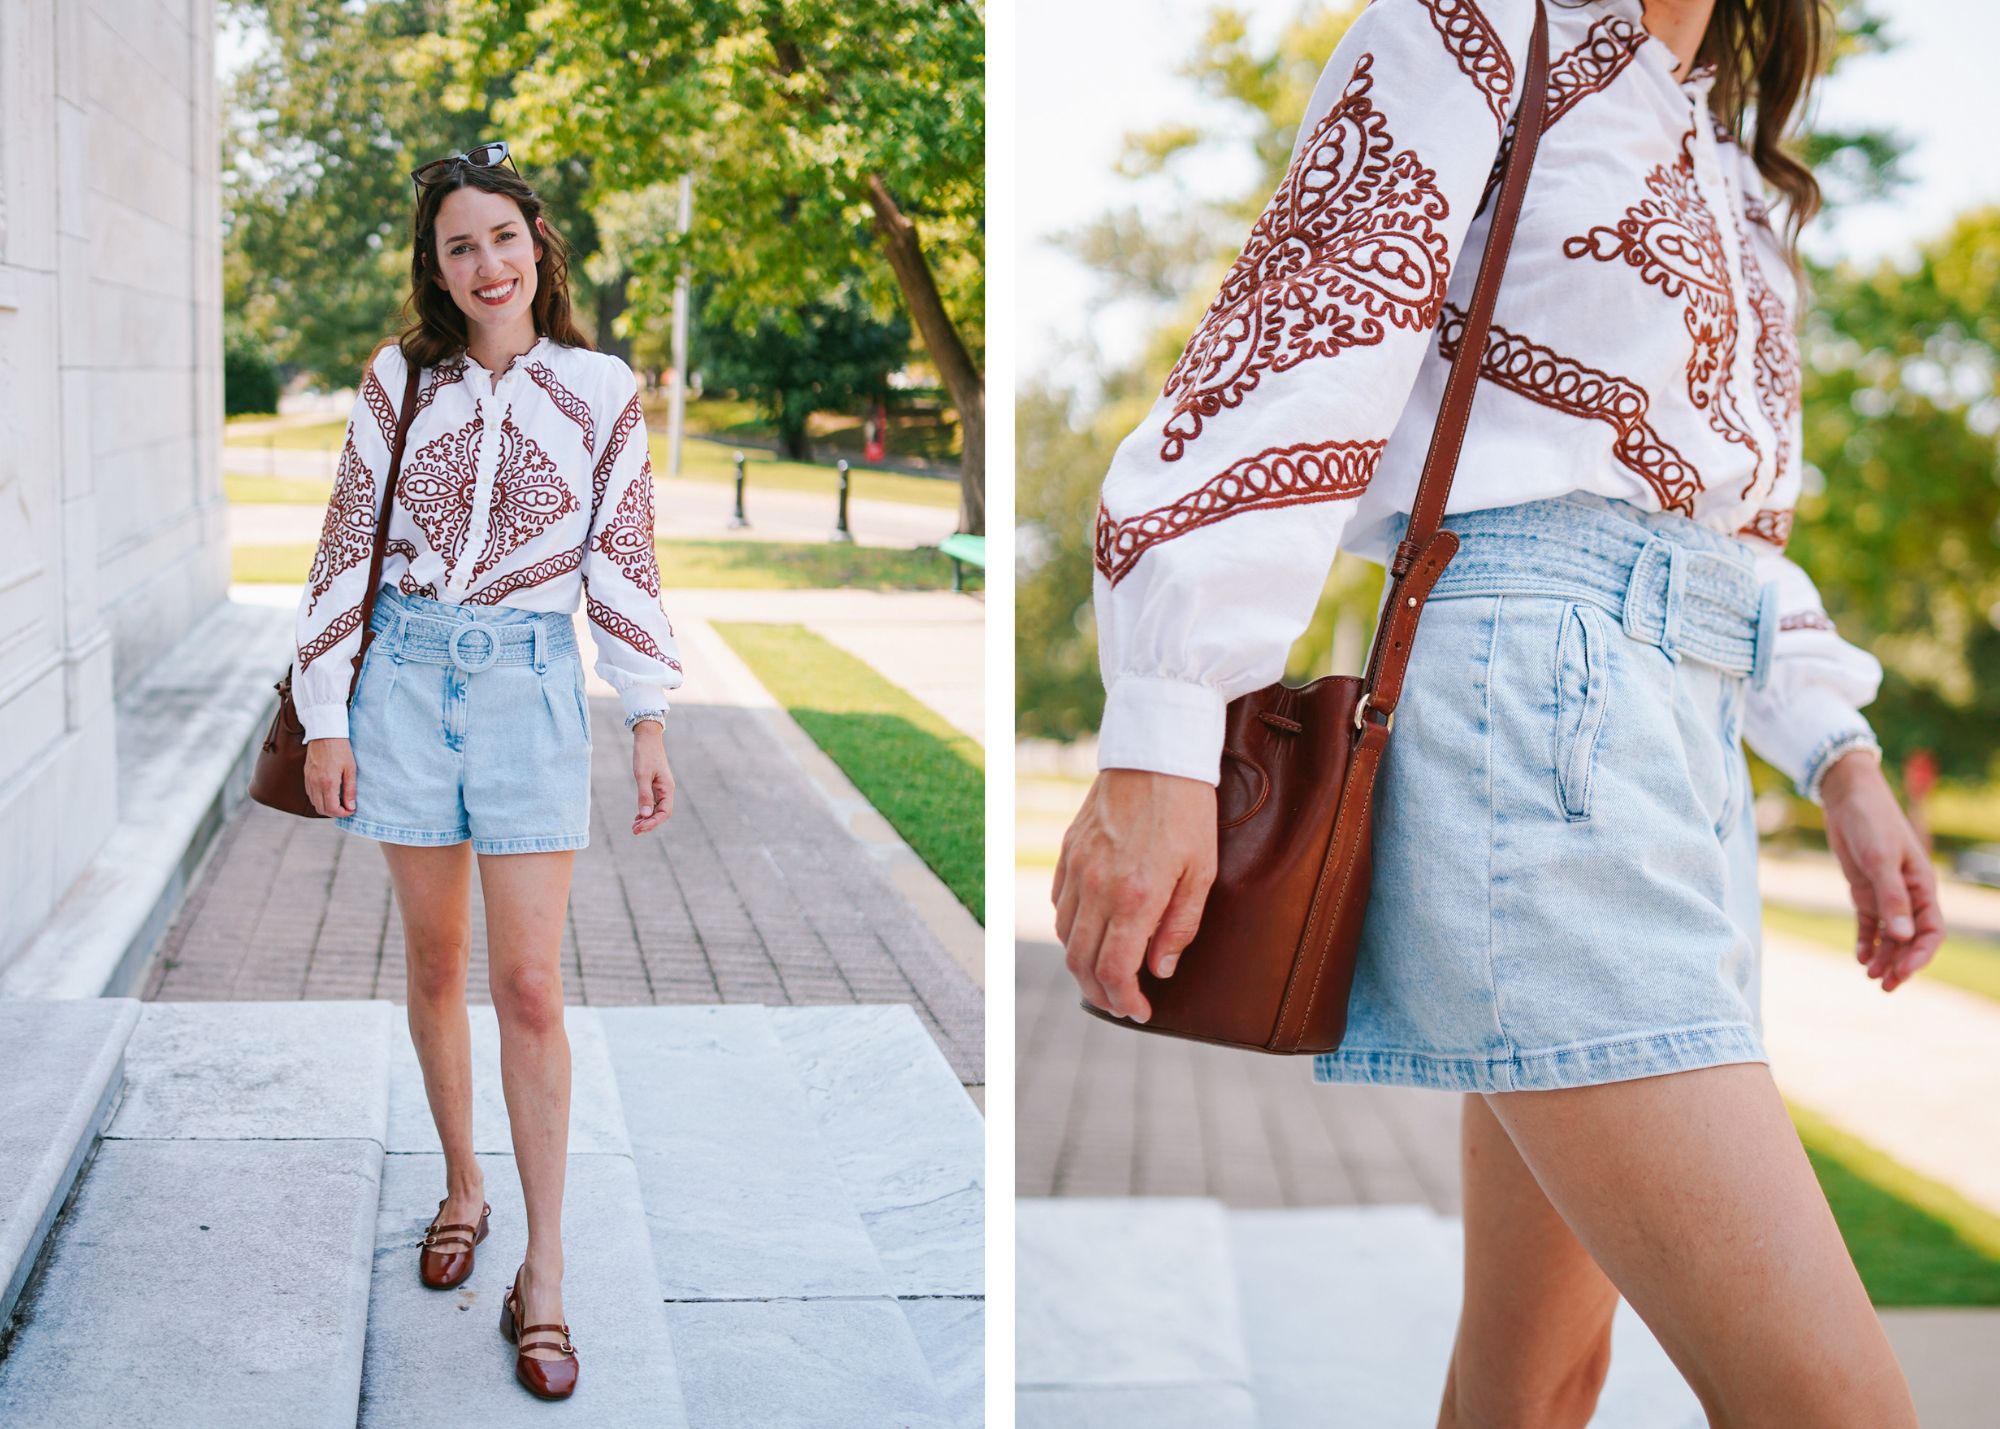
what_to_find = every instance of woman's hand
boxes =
[1820,749,1945,992]
[305,737,357,818]
[631,719,675,835]
[1052,768,1217,1023]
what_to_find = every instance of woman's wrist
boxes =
[1816,742,1885,806]
[625,709,666,734]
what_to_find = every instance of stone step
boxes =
[362,1005,688,1426]
[0,999,141,1331]
[0,1002,392,1427]
[772,1004,985,1426]
[603,1004,959,1427]
[1231,1205,1703,1427]
[1015,1198,1256,1429]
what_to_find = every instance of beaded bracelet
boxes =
[1800,729,1883,807]
[623,708,668,732]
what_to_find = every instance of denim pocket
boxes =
[1552,601,1612,821]
[570,657,593,747]
[1713,679,1745,839]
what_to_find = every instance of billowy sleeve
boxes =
[293,342,408,742]
[581,358,685,725]
[1737,508,1884,803]
[1091,0,1537,783]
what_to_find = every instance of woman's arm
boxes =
[579,358,684,832]
[1066,0,1541,1019]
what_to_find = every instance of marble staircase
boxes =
[0,999,983,1427]
[1016,1197,1704,1428]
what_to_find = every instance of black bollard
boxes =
[831,459,854,543]
[729,450,749,528]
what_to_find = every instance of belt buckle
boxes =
[448,623,499,674]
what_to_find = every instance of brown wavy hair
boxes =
[391,157,594,371]
[1557,0,1833,281]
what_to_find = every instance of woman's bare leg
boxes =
[380,841,485,1227]
[1479,1061,1915,1428]
[1438,1092,1620,1428]
[478,848,576,1348]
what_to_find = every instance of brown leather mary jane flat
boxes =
[500,1270,579,1401]
[418,1197,490,1290]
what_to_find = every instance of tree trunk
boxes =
[594,269,631,364]
[864,173,984,536]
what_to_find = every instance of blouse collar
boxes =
[1604,0,1720,102]
[463,333,554,392]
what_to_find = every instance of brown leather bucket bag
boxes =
[1082,0,1550,1054]
[249,358,423,819]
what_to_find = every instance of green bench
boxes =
[938,533,985,593]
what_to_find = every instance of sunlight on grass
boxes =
[1763,903,2000,1004]
[1789,1101,2000,1306]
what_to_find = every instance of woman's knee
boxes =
[493,960,565,1035]
[405,932,471,1002]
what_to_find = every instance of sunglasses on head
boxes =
[410,140,519,191]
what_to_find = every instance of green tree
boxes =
[222,0,615,386]
[698,285,912,462]
[417,0,987,532]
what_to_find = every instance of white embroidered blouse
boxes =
[292,335,684,742]
[1091,0,1883,803]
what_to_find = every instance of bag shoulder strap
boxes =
[1357,0,1549,725]
[346,355,425,701]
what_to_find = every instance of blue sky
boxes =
[1016,0,2000,389]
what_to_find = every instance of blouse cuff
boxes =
[1097,676,1228,785]
[1747,692,1880,805]
[298,701,349,743]
[616,684,671,726]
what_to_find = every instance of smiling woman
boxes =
[275,142,687,1404]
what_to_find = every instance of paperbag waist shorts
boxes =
[1312,491,1777,1093]
[336,584,593,855]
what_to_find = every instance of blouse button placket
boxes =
[446,382,513,599]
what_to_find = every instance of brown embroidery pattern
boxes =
[1438,304,1703,512]
[300,604,363,671]
[362,367,400,451]
[383,539,438,599]
[587,592,681,671]
[1562,125,1759,467]
[592,451,661,597]
[593,394,646,507]
[526,361,595,456]
[1473,11,1648,220]
[307,436,377,614]
[1094,440,1384,586]
[1158,52,1452,461]
[1420,0,1514,137]
[1779,610,1834,633]
[397,411,579,582]
[469,418,579,581]
[411,356,468,422]
[463,547,581,606]
[1736,507,1793,548]
[1735,208,1798,501]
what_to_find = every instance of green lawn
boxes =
[231,539,976,592]
[223,432,958,510]
[1763,903,2000,1005]
[1790,1101,2000,1305]
[713,621,982,923]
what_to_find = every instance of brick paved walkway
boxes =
[146,698,983,1084]
[1016,941,1462,1210]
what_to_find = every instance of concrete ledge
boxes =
[0,599,293,999]
[0,999,141,1331]
[0,1138,383,1428]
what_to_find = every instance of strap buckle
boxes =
[1351,694,1395,735]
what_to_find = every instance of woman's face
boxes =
[428,186,542,337]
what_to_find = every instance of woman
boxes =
[1056,1,1942,1422]
[292,141,683,1402]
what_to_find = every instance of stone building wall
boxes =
[0,0,224,966]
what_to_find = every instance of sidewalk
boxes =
[1761,847,2000,939]
[145,599,983,1086]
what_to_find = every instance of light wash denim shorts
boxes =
[336,585,592,855]
[1312,491,1780,1093]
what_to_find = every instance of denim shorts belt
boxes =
[368,599,579,674]
[1395,493,1781,691]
